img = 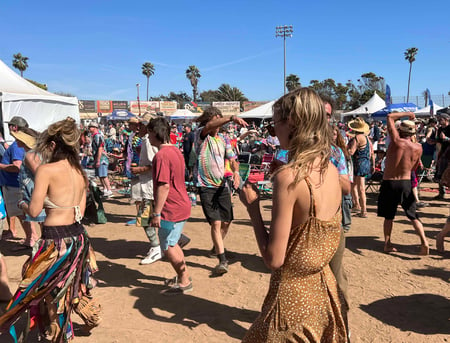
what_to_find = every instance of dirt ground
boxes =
[1,182,449,343]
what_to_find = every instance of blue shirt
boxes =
[0,141,25,187]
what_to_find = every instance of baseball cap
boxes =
[88,121,99,128]
[6,116,29,128]
[439,113,450,120]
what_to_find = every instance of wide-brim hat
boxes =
[129,117,139,124]
[347,118,370,136]
[10,130,36,149]
[398,120,416,135]
[139,112,155,125]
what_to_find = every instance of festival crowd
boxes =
[0,88,449,342]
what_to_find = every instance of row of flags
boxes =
[384,84,434,115]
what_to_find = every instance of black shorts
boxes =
[199,186,234,224]
[377,180,418,220]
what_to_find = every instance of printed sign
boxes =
[97,100,112,113]
[78,100,96,112]
[130,101,160,114]
[212,101,241,116]
[112,100,128,110]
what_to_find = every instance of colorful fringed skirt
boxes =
[0,222,100,342]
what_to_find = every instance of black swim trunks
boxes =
[377,180,418,220]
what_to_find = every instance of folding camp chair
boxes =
[365,171,383,193]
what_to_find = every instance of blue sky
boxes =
[1,0,449,105]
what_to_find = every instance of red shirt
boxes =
[152,145,191,222]
[170,132,178,145]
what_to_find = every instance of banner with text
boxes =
[212,101,240,116]
[112,100,128,110]
[183,102,211,113]
[78,100,96,112]
[159,101,178,115]
[97,100,112,114]
[129,101,160,115]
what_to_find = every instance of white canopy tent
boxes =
[0,59,79,141]
[340,93,386,120]
[414,104,443,117]
[168,109,198,120]
[238,101,275,119]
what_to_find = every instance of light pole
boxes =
[136,83,141,116]
[276,25,293,95]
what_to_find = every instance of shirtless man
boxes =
[377,112,429,255]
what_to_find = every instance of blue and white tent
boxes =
[105,110,136,121]
[372,103,418,117]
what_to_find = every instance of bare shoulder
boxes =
[273,167,295,189]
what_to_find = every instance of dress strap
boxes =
[304,178,316,217]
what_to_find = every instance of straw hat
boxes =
[139,112,155,125]
[10,130,36,149]
[398,120,416,135]
[129,117,139,124]
[347,118,370,136]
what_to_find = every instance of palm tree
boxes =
[404,47,418,103]
[186,65,201,102]
[141,62,155,101]
[215,84,247,101]
[286,74,301,92]
[12,53,29,77]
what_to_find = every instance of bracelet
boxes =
[17,200,26,209]
[152,213,161,218]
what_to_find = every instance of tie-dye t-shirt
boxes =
[194,128,236,188]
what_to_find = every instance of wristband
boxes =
[17,200,26,209]
[152,213,161,218]
[230,115,235,122]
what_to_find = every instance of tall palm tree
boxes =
[141,62,155,101]
[404,47,418,103]
[286,74,301,92]
[186,65,201,102]
[12,53,29,77]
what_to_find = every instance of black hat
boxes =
[6,116,29,128]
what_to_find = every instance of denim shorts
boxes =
[158,219,186,251]
[95,163,109,178]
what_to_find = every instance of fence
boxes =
[391,94,450,108]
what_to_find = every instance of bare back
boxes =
[274,161,341,231]
[383,138,422,180]
[31,160,87,226]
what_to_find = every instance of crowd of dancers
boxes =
[0,87,448,342]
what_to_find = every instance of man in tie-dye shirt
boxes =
[194,107,247,276]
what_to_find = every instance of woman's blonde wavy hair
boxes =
[36,117,87,186]
[273,88,331,185]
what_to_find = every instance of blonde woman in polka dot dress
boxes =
[239,88,348,342]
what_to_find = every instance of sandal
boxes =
[164,275,192,287]
[355,212,368,218]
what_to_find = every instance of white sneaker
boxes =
[140,246,162,265]
[103,190,114,198]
